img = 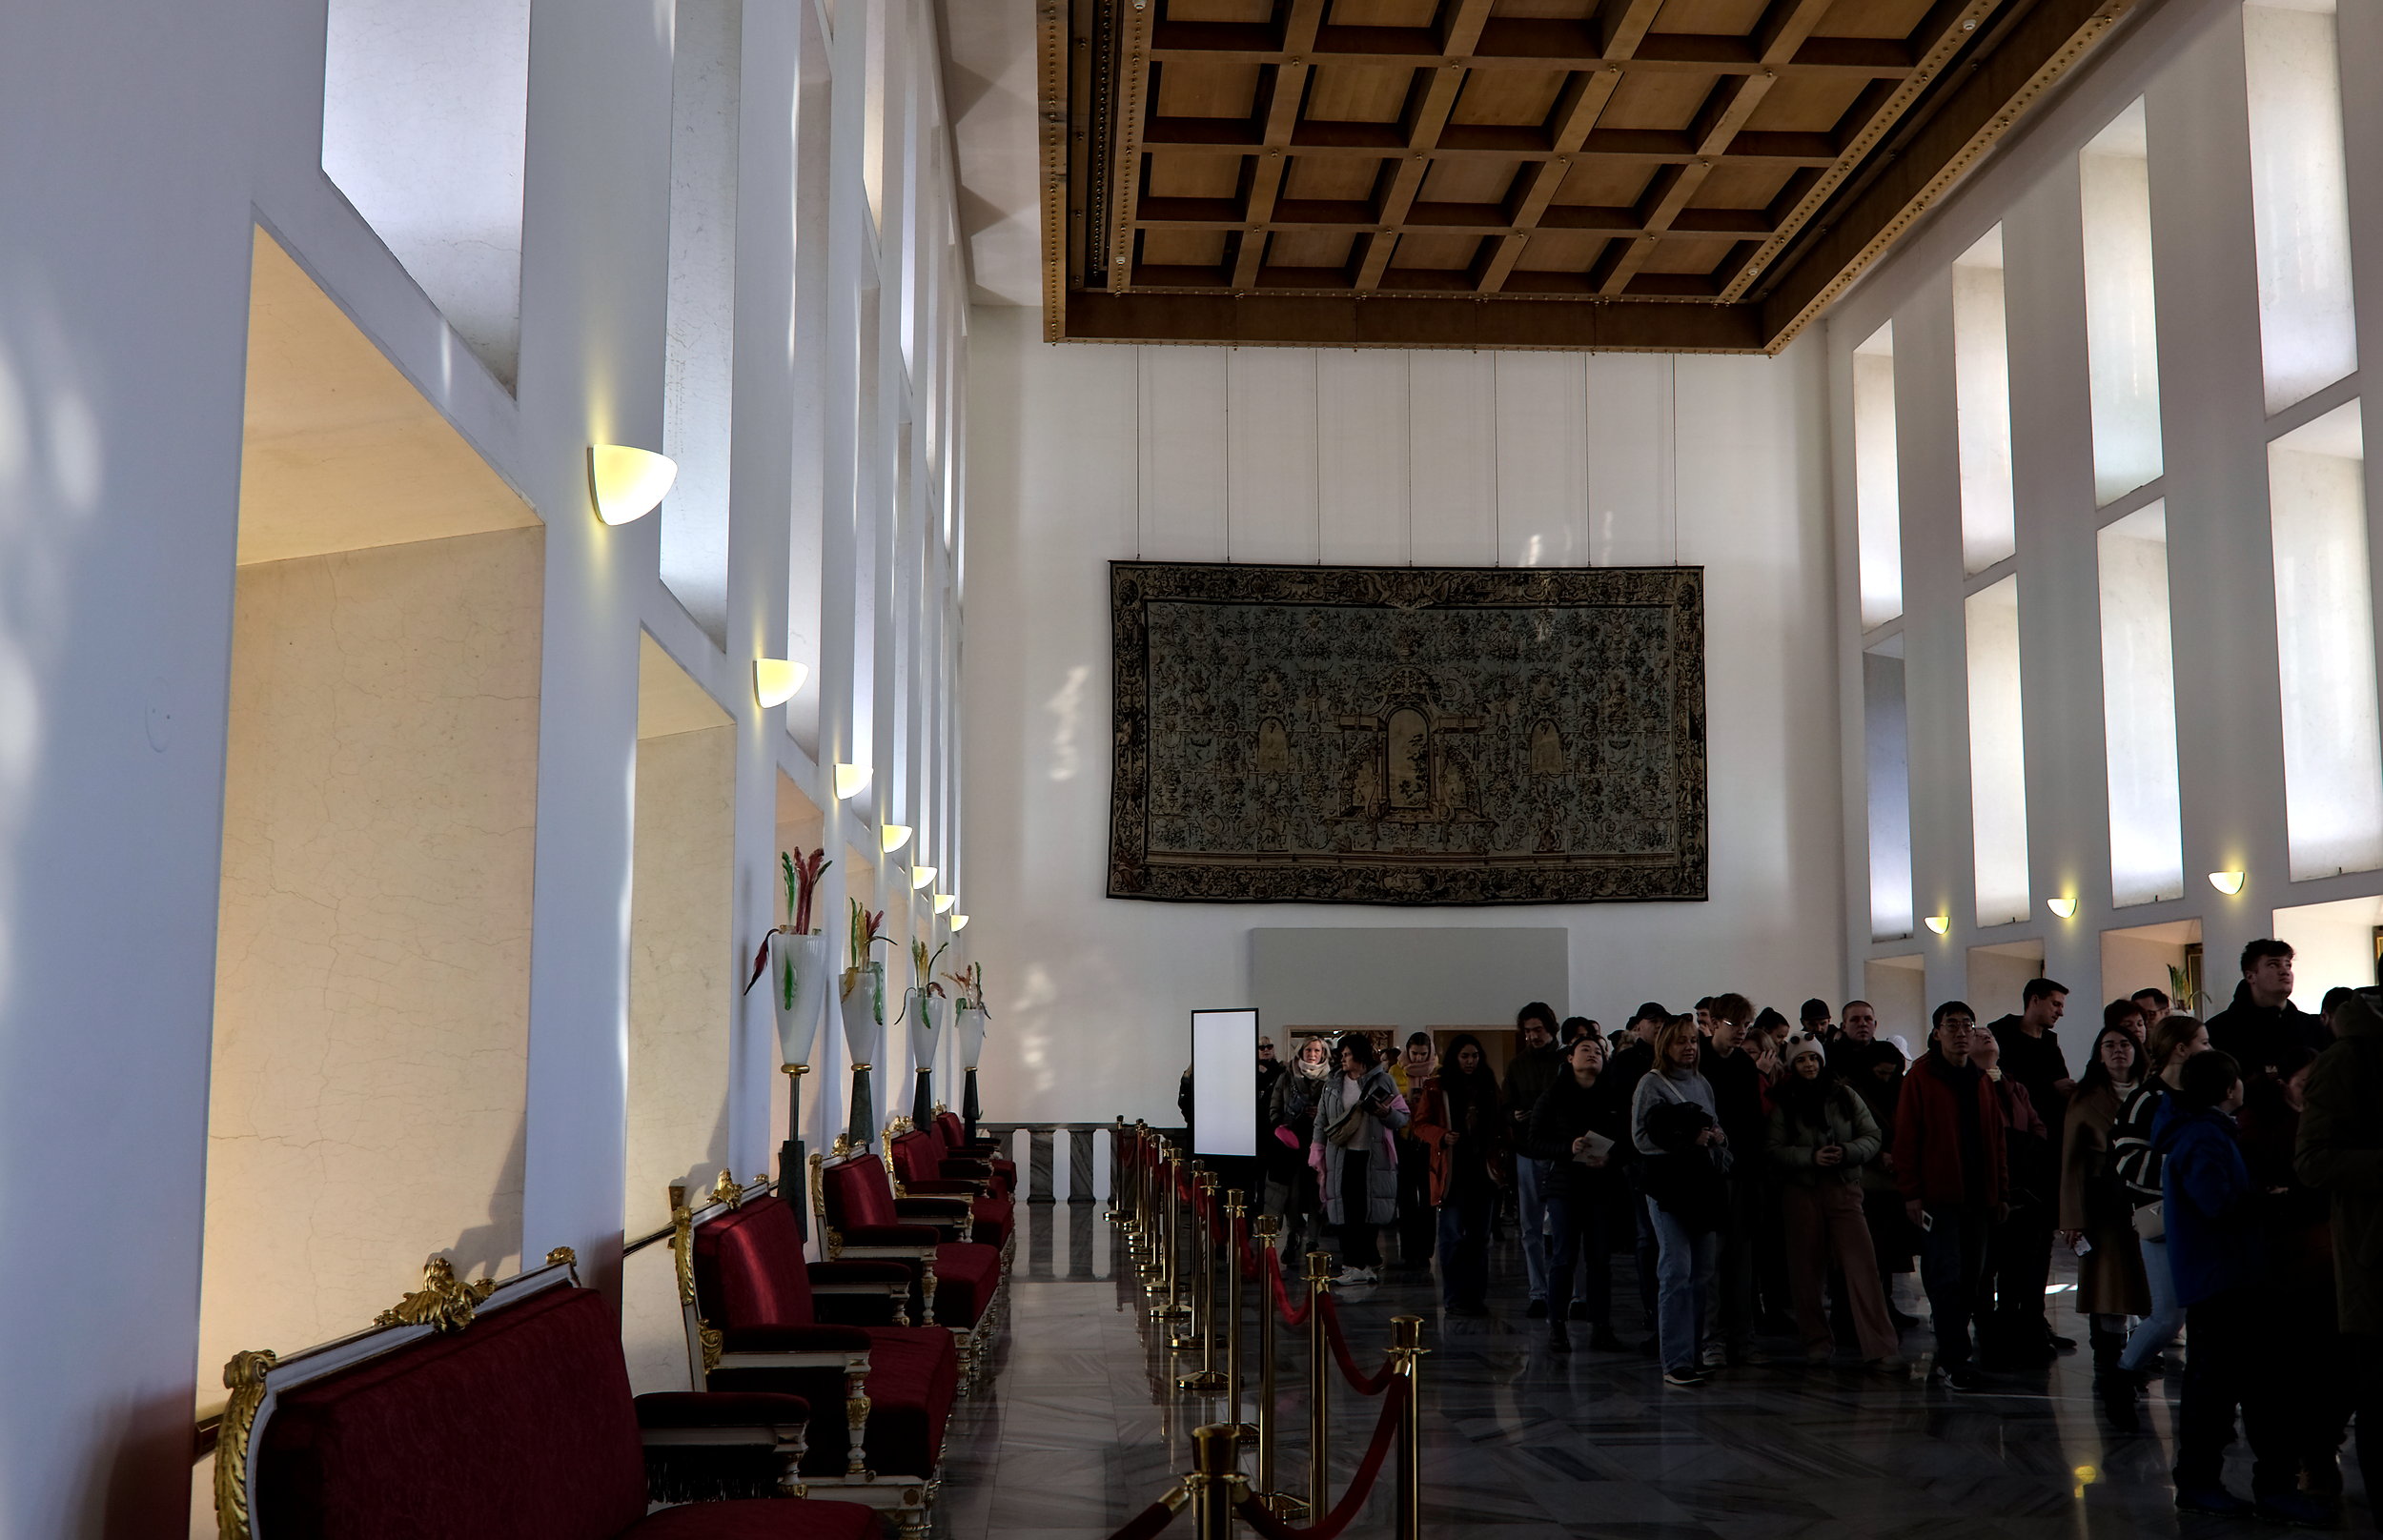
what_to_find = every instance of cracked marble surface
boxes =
[939,1202,2368,1539]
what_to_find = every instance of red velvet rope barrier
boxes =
[1232,1376,1410,1540]
[1103,1493,1186,1540]
[1316,1292,1399,1395]
[1266,1247,1310,1327]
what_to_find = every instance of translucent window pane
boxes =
[2081,101,2164,505]
[2245,0,2357,415]
[1966,577,2031,924]
[1854,324,1903,627]
[2268,401,2383,878]
[322,0,530,387]
[1954,230,2017,572]
[661,0,742,649]
[2095,503,2185,904]
[1866,647,1915,940]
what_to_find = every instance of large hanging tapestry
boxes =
[1109,562,1707,905]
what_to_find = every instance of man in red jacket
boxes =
[1895,1001,2008,1391]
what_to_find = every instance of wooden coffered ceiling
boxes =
[1038,0,2146,352]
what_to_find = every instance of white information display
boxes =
[1189,1008,1259,1158]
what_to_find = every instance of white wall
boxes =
[1828,0,2383,1073]
[964,309,1844,1125]
[0,0,971,1530]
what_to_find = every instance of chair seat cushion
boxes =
[620,1497,883,1540]
[714,1326,958,1480]
[930,1242,1002,1327]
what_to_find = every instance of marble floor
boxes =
[936,1202,2373,1540]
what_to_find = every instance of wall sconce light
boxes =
[881,823,912,855]
[932,893,955,915]
[910,865,938,891]
[752,659,807,708]
[2210,870,2247,895]
[949,914,970,932]
[1924,915,1950,935]
[587,445,677,525]
[835,763,871,800]
[2047,897,2078,920]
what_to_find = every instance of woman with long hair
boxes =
[2109,1013,2210,1382]
[1529,1033,1628,1352]
[1411,1032,1502,1316]
[1766,1033,1903,1367]
[1266,1037,1334,1260]
[1314,1033,1408,1284]
[2058,1022,2150,1417]
[1632,1015,1729,1387]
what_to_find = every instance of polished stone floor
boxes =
[937,1202,2373,1539]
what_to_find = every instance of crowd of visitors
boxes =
[1240,939,2383,1528]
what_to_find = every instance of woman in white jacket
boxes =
[1313,1033,1408,1284]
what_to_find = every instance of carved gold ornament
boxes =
[545,1246,578,1269]
[213,1348,276,1540]
[374,1256,498,1333]
[710,1168,744,1210]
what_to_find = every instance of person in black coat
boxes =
[1530,1034,1629,1353]
[2210,939,2328,1081]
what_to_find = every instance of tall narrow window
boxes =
[1866,642,1915,940]
[1854,323,1903,627]
[1966,577,2030,925]
[662,0,743,649]
[2081,101,2163,505]
[2244,0,2356,414]
[2096,504,2185,904]
[1954,229,2017,571]
[2268,400,2383,878]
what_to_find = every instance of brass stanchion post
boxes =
[1253,1214,1285,1512]
[1178,1175,1225,1386]
[1191,1423,1241,1540]
[1304,1248,1334,1518]
[1392,1314,1425,1540]
[1223,1187,1248,1424]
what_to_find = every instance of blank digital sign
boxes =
[1190,1008,1259,1158]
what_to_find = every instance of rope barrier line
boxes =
[1101,1479,1193,1540]
[1316,1293,1399,1396]
[1266,1247,1310,1327]
[1232,1378,1410,1540]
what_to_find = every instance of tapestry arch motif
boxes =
[1108,562,1708,905]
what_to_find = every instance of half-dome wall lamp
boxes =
[587,445,677,525]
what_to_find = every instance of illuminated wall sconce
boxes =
[835,763,872,800]
[932,893,955,915]
[881,823,912,855]
[586,445,677,525]
[910,865,938,891]
[1924,915,1951,935]
[2209,870,2247,896]
[949,914,970,932]
[2047,897,2078,920]
[752,659,807,708]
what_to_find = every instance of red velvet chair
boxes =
[215,1252,876,1540]
[887,1128,1015,1258]
[932,1111,1017,1193]
[679,1188,960,1537]
[816,1152,1005,1377]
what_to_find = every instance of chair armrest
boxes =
[938,1158,995,1181]
[901,1180,980,1198]
[810,1260,916,1285]
[636,1391,811,1440]
[721,1325,871,1353]
[842,1223,945,1246]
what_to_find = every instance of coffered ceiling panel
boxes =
[1038,0,2149,351]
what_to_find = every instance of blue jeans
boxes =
[2120,1233,2184,1371]
[1517,1156,1551,1302]
[1647,1196,1719,1373]
[1437,1198,1492,1307]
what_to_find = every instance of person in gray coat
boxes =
[1314,1033,1409,1284]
